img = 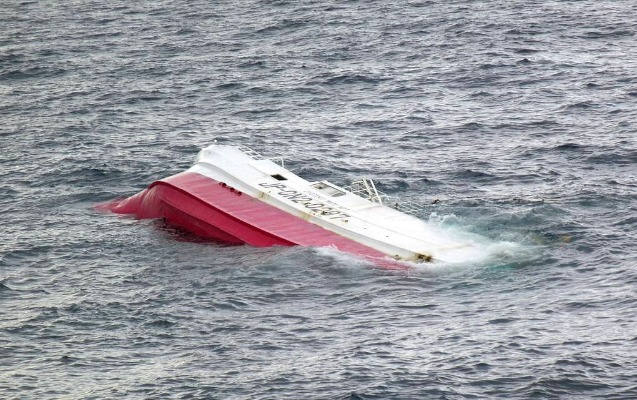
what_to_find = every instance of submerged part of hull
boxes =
[105,171,397,266]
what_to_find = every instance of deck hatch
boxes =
[312,181,346,197]
[271,174,287,181]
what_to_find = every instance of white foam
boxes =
[417,213,534,268]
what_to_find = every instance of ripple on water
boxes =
[1,0,636,398]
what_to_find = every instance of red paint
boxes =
[102,172,404,269]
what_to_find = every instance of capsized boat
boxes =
[104,144,485,267]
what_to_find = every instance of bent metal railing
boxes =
[344,179,383,204]
[344,178,421,215]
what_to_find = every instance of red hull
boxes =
[103,172,399,267]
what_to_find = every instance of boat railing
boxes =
[239,145,285,168]
[344,178,422,215]
[381,196,422,215]
[344,179,383,204]
[238,145,266,160]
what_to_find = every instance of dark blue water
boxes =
[2,1,637,398]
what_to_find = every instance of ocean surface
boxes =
[2,0,637,398]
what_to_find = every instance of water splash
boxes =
[420,211,536,268]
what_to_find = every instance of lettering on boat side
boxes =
[258,182,350,221]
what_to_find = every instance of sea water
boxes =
[1,1,636,398]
